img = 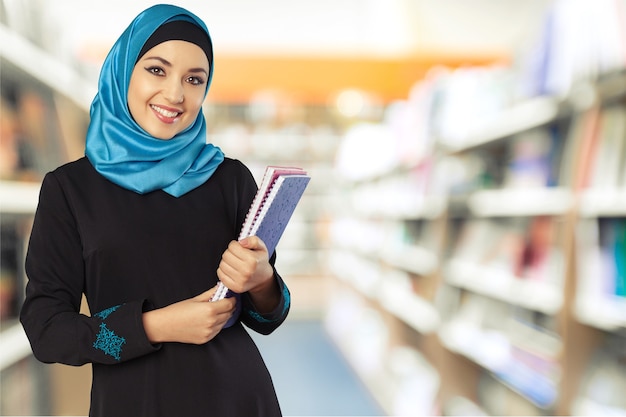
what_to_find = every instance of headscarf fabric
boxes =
[137,20,213,65]
[85,4,224,197]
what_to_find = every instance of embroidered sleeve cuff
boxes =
[91,300,160,363]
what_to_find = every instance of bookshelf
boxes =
[328,64,626,415]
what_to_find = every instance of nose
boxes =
[164,79,184,104]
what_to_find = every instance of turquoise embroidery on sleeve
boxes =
[93,322,126,361]
[94,304,122,320]
[246,285,291,323]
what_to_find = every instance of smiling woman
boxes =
[83,11,223,198]
[19,4,291,417]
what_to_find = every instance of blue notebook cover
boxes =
[239,166,305,240]
[247,174,310,255]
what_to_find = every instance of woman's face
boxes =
[128,40,209,140]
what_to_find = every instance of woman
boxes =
[20,4,289,416]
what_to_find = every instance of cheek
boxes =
[126,78,146,120]
[186,91,206,116]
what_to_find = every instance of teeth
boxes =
[151,105,179,118]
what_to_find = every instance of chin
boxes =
[146,128,179,140]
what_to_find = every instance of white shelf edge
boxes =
[377,277,440,334]
[381,245,439,277]
[579,188,626,217]
[446,259,563,315]
[352,193,446,219]
[0,180,41,214]
[468,187,574,217]
[575,295,626,331]
[440,96,561,152]
[572,396,626,416]
[0,323,32,371]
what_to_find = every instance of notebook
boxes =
[211,166,311,301]
[239,166,306,241]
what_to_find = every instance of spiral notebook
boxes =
[212,166,310,301]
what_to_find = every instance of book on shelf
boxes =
[589,104,626,189]
[577,218,626,300]
[558,105,600,188]
[573,105,602,190]
[449,217,561,287]
[504,128,559,189]
[212,166,311,301]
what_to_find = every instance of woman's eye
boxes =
[145,66,165,76]
[187,76,205,86]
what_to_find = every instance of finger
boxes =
[217,257,236,279]
[220,245,241,267]
[213,297,237,314]
[240,236,268,252]
[224,241,259,271]
[216,264,244,293]
[195,287,218,302]
[227,239,247,256]
[215,310,235,328]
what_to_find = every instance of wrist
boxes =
[248,274,280,314]
[142,309,166,344]
[249,271,276,296]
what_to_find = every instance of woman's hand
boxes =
[217,236,280,313]
[142,287,236,345]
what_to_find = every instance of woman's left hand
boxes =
[217,236,280,312]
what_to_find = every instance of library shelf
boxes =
[444,259,563,315]
[329,69,626,416]
[328,251,440,335]
[438,321,560,410]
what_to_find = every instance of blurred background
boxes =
[2,0,626,416]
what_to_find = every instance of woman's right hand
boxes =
[142,286,237,344]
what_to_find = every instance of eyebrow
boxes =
[142,56,209,75]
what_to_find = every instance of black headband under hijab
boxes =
[136,20,213,65]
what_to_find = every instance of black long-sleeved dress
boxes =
[20,157,289,417]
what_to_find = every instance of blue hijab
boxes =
[85,4,224,197]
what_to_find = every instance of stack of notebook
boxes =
[212,166,310,301]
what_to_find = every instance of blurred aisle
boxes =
[248,319,384,416]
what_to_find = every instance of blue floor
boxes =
[248,319,384,416]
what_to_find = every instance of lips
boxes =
[150,104,182,123]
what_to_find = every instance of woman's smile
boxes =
[150,104,182,123]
